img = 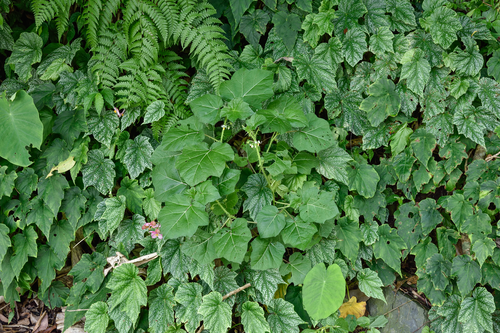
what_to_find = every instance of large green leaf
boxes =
[100,195,126,236]
[220,97,254,122]
[386,0,416,32]
[283,252,312,285]
[0,167,16,198]
[293,114,336,153]
[256,205,286,238]
[159,118,204,152]
[294,54,337,93]
[143,101,165,124]
[316,145,352,185]
[0,224,11,264]
[82,149,115,195]
[229,0,252,25]
[182,229,217,265]
[419,198,443,235]
[68,252,107,293]
[248,268,284,303]
[0,90,43,166]
[451,255,481,296]
[478,78,500,113]
[250,237,285,270]
[213,218,251,263]
[124,135,153,179]
[303,263,345,320]
[458,287,495,333]
[219,69,274,108]
[357,268,385,302]
[422,7,462,49]
[373,224,406,276]
[334,217,362,263]
[258,96,307,134]
[242,174,273,220]
[342,28,367,67]
[198,292,231,333]
[158,194,209,239]
[452,105,486,147]
[84,302,109,333]
[242,301,270,333]
[360,78,401,127]
[108,264,147,323]
[241,10,270,49]
[333,0,367,36]
[175,283,203,332]
[487,50,500,82]
[401,49,431,97]
[152,158,188,202]
[426,253,452,290]
[8,32,43,81]
[449,38,483,77]
[281,216,317,250]
[35,245,65,293]
[267,299,304,333]
[300,191,339,224]
[273,11,302,51]
[148,284,175,333]
[176,142,234,187]
[48,219,74,261]
[190,94,223,125]
[87,109,119,147]
[11,227,37,278]
[347,162,380,198]
[410,128,436,168]
[369,26,394,55]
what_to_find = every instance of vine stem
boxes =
[196,283,251,333]
[215,199,235,220]
[248,130,275,203]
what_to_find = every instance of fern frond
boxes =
[32,0,75,39]
[82,0,102,49]
[91,25,127,89]
[156,0,179,45]
[140,0,169,44]
[97,0,120,35]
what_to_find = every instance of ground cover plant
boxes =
[1,0,500,332]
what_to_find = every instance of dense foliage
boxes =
[1,0,500,332]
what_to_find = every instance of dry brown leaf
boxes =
[339,296,366,319]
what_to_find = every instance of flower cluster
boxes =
[221,124,230,129]
[142,221,163,239]
[249,140,261,148]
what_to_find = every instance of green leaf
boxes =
[250,237,285,270]
[213,168,240,197]
[449,39,483,77]
[112,214,144,253]
[390,124,412,156]
[220,97,254,122]
[159,118,204,151]
[401,49,431,97]
[370,26,394,55]
[219,69,274,108]
[294,54,337,94]
[248,268,285,303]
[259,96,307,134]
[282,216,317,250]
[148,284,175,333]
[487,50,500,82]
[61,187,87,229]
[347,162,380,198]
[242,174,273,220]
[450,77,470,100]
[194,180,220,205]
[451,255,481,296]
[293,114,335,153]
[442,193,472,231]
[117,177,145,214]
[315,38,343,67]
[334,217,362,263]
[373,224,406,276]
[325,88,367,136]
[158,194,209,239]
[302,11,336,48]
[101,195,126,236]
[0,166,16,197]
[410,128,436,168]
[386,0,416,32]
[316,145,352,185]
[423,7,462,49]
[108,263,147,323]
[0,224,11,263]
[300,191,339,224]
[241,10,270,49]
[15,168,37,199]
[230,0,253,25]
[26,197,55,238]
[273,11,302,51]
[471,235,495,268]
[152,158,188,202]
[38,173,69,216]
[284,252,312,285]
[82,149,115,195]
[182,229,217,265]
[342,28,367,67]
[364,0,390,34]
[411,237,438,268]
[478,78,500,113]
[439,140,467,174]
[256,205,286,238]
[48,219,74,261]
[332,0,367,36]
[242,301,271,333]
[267,299,304,333]
[87,109,119,147]
[143,101,165,124]
[436,294,463,333]
[176,142,234,187]
[0,90,43,166]
[68,252,107,293]
[357,268,385,302]
[303,263,345,320]
[190,94,223,125]
[452,105,486,147]
[458,287,495,333]
[419,198,443,235]
[426,253,452,290]
[175,283,203,332]
[124,135,153,179]
[198,291,232,333]
[213,218,252,263]
[35,245,65,293]
[360,78,401,127]
[84,302,109,333]
[11,226,37,277]
[8,32,43,81]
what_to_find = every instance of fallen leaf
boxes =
[339,296,366,319]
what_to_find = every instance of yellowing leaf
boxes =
[46,156,75,178]
[339,296,366,319]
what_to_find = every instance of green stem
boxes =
[205,134,218,141]
[220,118,227,143]
[346,285,350,300]
[216,199,235,220]
[266,132,278,153]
